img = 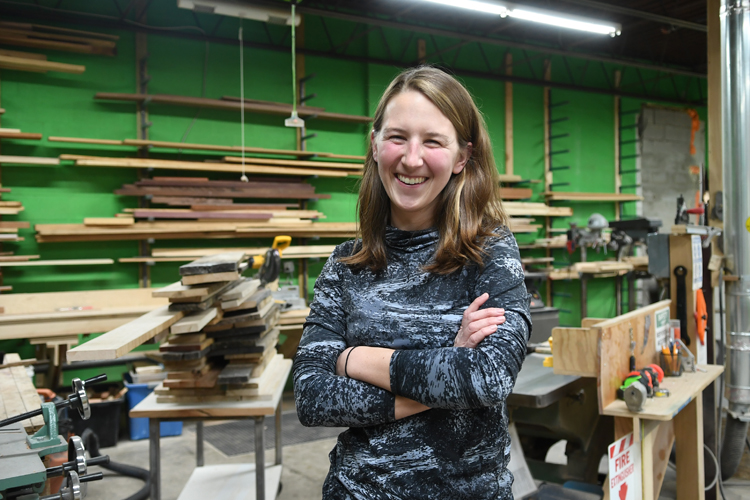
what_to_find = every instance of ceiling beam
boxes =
[557,0,707,32]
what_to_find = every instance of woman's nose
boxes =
[402,140,423,168]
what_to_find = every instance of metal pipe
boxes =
[720,0,750,421]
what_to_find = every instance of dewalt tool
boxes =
[250,235,291,285]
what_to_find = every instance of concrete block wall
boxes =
[639,106,705,229]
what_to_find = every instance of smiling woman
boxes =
[293,66,531,500]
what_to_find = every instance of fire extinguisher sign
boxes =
[608,433,642,500]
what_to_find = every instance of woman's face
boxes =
[372,90,470,231]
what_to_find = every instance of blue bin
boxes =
[125,381,183,441]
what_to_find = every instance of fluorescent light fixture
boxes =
[177,0,301,26]
[420,0,621,36]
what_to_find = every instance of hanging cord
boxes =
[291,2,297,114]
[239,19,248,182]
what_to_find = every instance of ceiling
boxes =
[296,0,708,75]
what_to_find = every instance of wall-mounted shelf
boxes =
[544,191,643,202]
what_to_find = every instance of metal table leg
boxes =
[149,418,161,500]
[580,273,588,319]
[616,273,623,316]
[254,416,265,500]
[275,406,282,466]
[628,272,636,312]
[196,421,204,467]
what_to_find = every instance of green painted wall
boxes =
[0,3,708,359]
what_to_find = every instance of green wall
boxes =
[0,3,708,353]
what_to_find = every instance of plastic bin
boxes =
[71,398,124,449]
[125,380,183,441]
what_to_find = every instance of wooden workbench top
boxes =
[602,364,723,421]
[129,358,291,419]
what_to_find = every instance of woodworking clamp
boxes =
[251,235,292,285]
[0,376,108,499]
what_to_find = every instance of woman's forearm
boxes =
[337,346,394,392]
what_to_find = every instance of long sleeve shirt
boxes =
[293,225,532,500]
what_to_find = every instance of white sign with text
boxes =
[608,433,642,500]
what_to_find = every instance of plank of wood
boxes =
[152,280,231,300]
[0,22,119,41]
[162,368,219,389]
[223,156,362,170]
[0,357,38,369]
[131,209,271,221]
[48,136,123,145]
[0,54,85,74]
[0,32,114,56]
[168,333,207,344]
[180,252,247,276]
[95,93,371,124]
[221,95,327,113]
[544,191,644,202]
[182,271,242,286]
[0,131,42,140]
[222,288,272,313]
[70,155,350,178]
[503,202,573,217]
[498,174,523,183]
[0,259,113,267]
[84,217,134,226]
[0,255,39,262]
[160,337,214,352]
[0,48,46,60]
[135,208,322,220]
[170,308,218,334]
[116,184,322,200]
[551,327,598,377]
[499,187,532,200]
[0,287,166,315]
[66,306,184,361]
[0,221,28,229]
[220,279,261,308]
[0,155,59,165]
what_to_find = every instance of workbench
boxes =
[129,358,292,500]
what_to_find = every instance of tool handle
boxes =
[87,455,110,467]
[84,374,107,386]
[0,407,42,428]
[79,472,104,483]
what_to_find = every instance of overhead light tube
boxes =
[420,0,621,36]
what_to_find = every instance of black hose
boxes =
[81,429,151,500]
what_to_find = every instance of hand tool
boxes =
[673,265,691,346]
[695,288,707,345]
[617,364,665,412]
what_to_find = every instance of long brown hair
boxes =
[340,66,508,274]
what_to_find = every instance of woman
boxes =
[293,66,531,499]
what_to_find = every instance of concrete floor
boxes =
[82,394,750,500]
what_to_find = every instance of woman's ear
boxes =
[453,142,472,175]
[370,129,378,159]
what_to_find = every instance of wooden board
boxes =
[162,368,220,389]
[551,327,598,377]
[544,191,644,202]
[0,155,59,165]
[499,187,532,200]
[95,93,371,124]
[0,131,42,140]
[595,300,673,413]
[182,271,241,286]
[223,155,362,170]
[170,308,218,334]
[160,337,214,353]
[219,279,261,308]
[84,217,134,226]
[0,288,166,315]
[152,280,231,300]
[66,306,184,361]
[0,54,85,74]
[179,252,247,276]
[503,202,573,217]
[0,259,113,267]
[602,364,722,420]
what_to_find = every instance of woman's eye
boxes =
[425,139,441,146]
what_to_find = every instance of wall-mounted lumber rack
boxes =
[0,21,117,56]
[94,93,372,124]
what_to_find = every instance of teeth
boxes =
[397,175,426,185]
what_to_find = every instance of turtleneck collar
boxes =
[384,225,439,253]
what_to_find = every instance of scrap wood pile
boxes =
[34,175,358,242]
[151,251,287,403]
[0,185,27,245]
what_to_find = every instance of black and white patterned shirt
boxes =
[293,225,531,500]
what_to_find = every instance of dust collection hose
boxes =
[81,429,150,500]
[720,417,749,480]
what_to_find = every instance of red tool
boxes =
[695,289,707,345]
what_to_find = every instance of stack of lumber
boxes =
[0,353,44,432]
[0,186,26,244]
[0,21,118,56]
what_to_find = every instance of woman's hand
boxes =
[454,293,505,348]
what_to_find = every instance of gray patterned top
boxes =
[293,226,531,500]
